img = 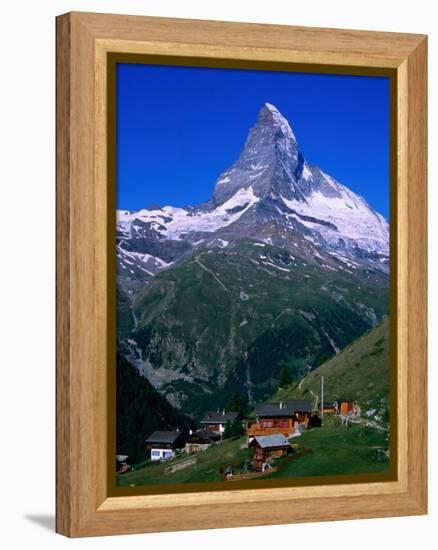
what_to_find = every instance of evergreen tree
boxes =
[227,392,246,415]
[116,353,195,464]
[223,419,244,439]
[278,366,292,388]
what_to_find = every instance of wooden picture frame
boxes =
[56,11,428,537]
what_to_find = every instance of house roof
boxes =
[255,402,294,417]
[287,399,312,412]
[255,399,312,417]
[145,430,184,444]
[253,434,291,449]
[186,430,220,443]
[200,411,239,424]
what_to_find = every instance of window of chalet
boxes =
[261,420,273,428]
[278,419,289,428]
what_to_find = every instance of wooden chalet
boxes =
[249,434,292,471]
[145,430,186,461]
[200,410,241,434]
[247,399,312,440]
[184,430,221,454]
[322,401,337,414]
[334,398,355,415]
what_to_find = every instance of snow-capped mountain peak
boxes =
[116,103,389,281]
[259,102,297,141]
[212,103,302,206]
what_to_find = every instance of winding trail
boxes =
[321,326,340,354]
[272,308,294,325]
[348,417,389,432]
[131,308,139,331]
[295,378,388,433]
[309,389,319,409]
[195,254,229,291]
[246,363,254,405]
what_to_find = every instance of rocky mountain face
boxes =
[116,103,390,419]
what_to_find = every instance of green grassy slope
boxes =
[267,416,389,478]
[117,415,389,488]
[273,318,390,415]
[117,436,250,486]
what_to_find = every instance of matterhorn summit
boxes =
[116,103,389,282]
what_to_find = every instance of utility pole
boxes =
[321,375,324,424]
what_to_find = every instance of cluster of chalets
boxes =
[116,397,359,476]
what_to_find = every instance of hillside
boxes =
[129,240,388,418]
[117,319,391,486]
[117,415,389,487]
[117,436,250,486]
[267,416,389,478]
[116,353,195,464]
[273,318,390,415]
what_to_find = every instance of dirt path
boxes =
[348,417,389,432]
[195,254,229,291]
[309,389,319,409]
[321,326,340,354]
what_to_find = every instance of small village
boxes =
[116,393,373,483]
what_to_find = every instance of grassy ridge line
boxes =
[272,318,390,412]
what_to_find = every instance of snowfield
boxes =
[117,186,260,240]
[281,178,389,255]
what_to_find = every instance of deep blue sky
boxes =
[116,63,390,219]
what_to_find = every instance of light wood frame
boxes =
[56,11,428,537]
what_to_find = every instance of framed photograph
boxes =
[56,12,427,537]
